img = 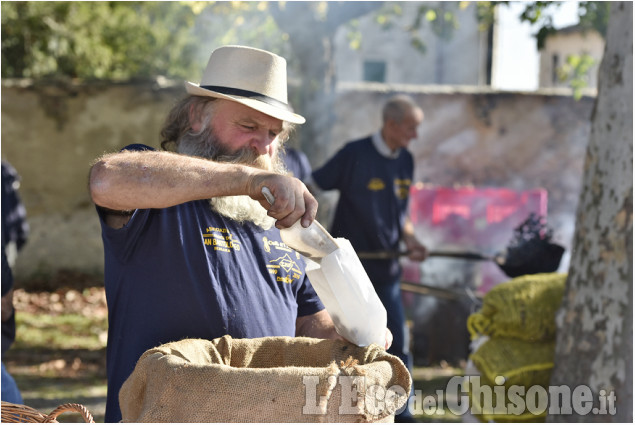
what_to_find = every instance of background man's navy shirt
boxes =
[312,137,414,284]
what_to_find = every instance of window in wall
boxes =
[552,54,559,85]
[363,61,386,82]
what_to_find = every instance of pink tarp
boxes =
[403,184,548,293]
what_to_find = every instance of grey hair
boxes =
[382,94,422,124]
[160,96,217,152]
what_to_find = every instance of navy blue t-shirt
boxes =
[98,145,324,422]
[282,147,312,183]
[312,137,413,285]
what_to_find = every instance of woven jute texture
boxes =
[119,335,411,423]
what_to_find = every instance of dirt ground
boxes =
[5,273,108,422]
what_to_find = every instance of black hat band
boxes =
[200,85,292,112]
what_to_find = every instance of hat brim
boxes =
[185,82,306,124]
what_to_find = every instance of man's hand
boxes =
[248,172,318,229]
[297,310,394,351]
[403,218,428,262]
[405,240,428,262]
[384,327,393,350]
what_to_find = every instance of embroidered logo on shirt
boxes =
[367,178,386,191]
[262,236,299,257]
[203,226,241,253]
[202,227,302,284]
[268,253,302,284]
[394,178,412,200]
[263,237,302,284]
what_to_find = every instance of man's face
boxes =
[179,99,287,173]
[386,108,424,150]
[210,99,285,159]
[178,99,288,228]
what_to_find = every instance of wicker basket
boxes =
[1,401,94,423]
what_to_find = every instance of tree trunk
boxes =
[548,2,632,422]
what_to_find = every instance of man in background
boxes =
[1,160,29,404]
[310,94,427,421]
[282,145,312,184]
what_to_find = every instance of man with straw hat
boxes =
[90,45,381,422]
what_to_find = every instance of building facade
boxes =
[334,2,491,86]
[539,25,605,90]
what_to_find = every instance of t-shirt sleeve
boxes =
[311,146,350,191]
[94,143,156,263]
[121,143,156,153]
[297,151,312,183]
[296,275,325,317]
[2,249,13,296]
[97,207,153,263]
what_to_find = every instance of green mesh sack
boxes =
[467,338,555,422]
[467,375,549,422]
[467,273,566,342]
[469,338,555,388]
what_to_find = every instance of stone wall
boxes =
[325,83,594,269]
[1,80,594,280]
[1,80,183,279]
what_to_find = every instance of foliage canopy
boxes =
[2,2,202,80]
[1,1,609,86]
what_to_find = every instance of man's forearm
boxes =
[296,310,393,349]
[89,150,255,211]
[295,309,343,340]
[89,150,319,229]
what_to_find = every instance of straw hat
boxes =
[185,45,305,124]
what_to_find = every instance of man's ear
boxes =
[383,118,396,132]
[189,103,203,133]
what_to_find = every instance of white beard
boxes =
[176,130,287,230]
[209,195,275,230]
[209,152,283,230]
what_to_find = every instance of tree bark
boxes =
[548,2,632,422]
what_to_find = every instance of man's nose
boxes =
[250,132,276,155]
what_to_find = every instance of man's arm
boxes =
[295,309,343,341]
[296,310,393,350]
[403,217,428,262]
[89,150,317,228]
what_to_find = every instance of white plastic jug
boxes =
[304,238,387,347]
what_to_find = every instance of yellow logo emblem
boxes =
[367,178,385,191]
[394,178,412,200]
[267,253,302,284]
[203,227,241,253]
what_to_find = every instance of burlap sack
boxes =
[119,335,412,423]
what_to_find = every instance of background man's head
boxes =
[381,95,424,151]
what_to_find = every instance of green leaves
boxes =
[557,53,597,100]
[1,1,611,84]
[2,2,202,80]
[577,1,609,37]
